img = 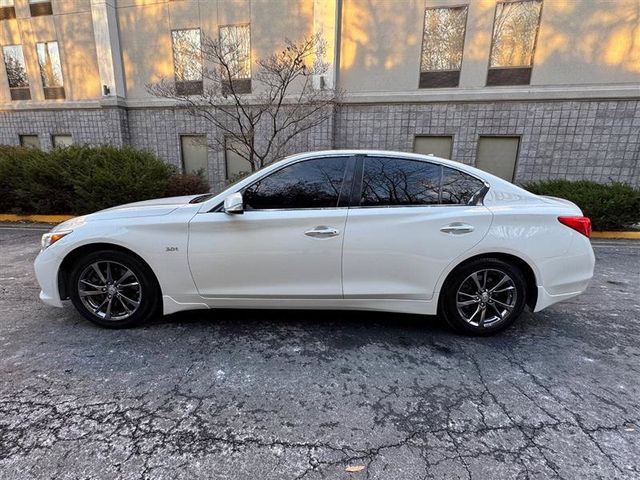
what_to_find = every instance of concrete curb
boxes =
[0,214,74,223]
[1,214,638,240]
[591,231,640,240]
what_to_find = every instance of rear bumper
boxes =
[533,234,594,312]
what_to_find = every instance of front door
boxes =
[188,156,352,298]
[342,156,492,300]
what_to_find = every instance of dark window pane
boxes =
[243,157,346,210]
[441,167,485,205]
[361,157,440,206]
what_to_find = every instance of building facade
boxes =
[0,0,638,191]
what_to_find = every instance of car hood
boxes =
[53,195,205,230]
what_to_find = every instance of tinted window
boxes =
[441,166,485,205]
[243,157,346,210]
[361,157,440,206]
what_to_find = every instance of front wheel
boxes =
[68,249,160,328]
[440,258,527,335]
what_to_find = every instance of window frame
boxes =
[350,155,488,209]
[2,44,31,100]
[485,0,544,87]
[418,4,469,89]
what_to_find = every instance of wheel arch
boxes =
[437,252,538,311]
[57,242,162,302]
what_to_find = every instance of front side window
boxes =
[419,6,468,88]
[488,0,543,86]
[3,45,30,100]
[219,24,251,94]
[172,29,203,95]
[243,157,346,210]
[360,157,484,207]
[36,41,65,99]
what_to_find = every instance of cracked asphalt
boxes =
[1,224,639,479]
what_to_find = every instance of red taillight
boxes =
[558,216,592,238]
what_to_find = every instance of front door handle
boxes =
[440,223,475,235]
[304,225,340,238]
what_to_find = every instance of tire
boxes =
[68,249,161,328]
[440,257,527,336]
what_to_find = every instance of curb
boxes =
[591,231,640,240]
[0,214,639,240]
[0,214,74,223]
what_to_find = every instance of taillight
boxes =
[558,216,592,238]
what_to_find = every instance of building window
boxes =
[19,135,40,148]
[219,24,251,94]
[414,136,454,159]
[487,0,543,86]
[172,29,203,95]
[36,41,65,99]
[52,134,73,148]
[476,136,520,181]
[2,45,31,100]
[419,6,468,88]
[180,135,208,181]
[225,137,252,181]
[0,0,16,20]
[29,0,52,17]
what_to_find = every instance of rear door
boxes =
[342,156,493,301]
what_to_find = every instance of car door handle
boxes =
[304,226,340,238]
[440,223,475,235]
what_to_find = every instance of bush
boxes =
[0,145,210,215]
[523,180,640,231]
[166,171,210,197]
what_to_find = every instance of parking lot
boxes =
[0,224,639,479]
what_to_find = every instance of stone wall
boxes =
[335,99,640,186]
[2,98,638,189]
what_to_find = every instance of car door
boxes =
[342,155,493,301]
[188,155,354,298]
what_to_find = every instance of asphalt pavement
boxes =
[1,224,639,479]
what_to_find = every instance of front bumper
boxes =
[34,248,65,308]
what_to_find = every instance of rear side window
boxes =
[360,157,485,206]
[361,157,440,206]
[243,157,347,210]
[441,166,486,205]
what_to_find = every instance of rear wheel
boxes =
[68,249,160,328]
[441,258,527,335]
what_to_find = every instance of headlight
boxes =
[41,230,73,250]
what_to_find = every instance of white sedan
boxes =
[34,150,595,335]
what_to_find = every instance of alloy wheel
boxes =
[455,268,517,328]
[77,261,142,321]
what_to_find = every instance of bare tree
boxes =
[148,32,341,174]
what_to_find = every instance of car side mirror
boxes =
[223,192,244,214]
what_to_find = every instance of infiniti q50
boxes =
[34,151,594,335]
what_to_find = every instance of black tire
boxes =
[440,257,527,336]
[68,249,161,328]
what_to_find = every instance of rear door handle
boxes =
[440,223,475,235]
[304,225,340,238]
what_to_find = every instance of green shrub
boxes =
[523,180,640,231]
[0,145,210,215]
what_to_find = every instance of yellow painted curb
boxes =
[0,214,74,223]
[591,231,640,240]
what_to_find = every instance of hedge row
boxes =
[0,145,210,215]
[523,180,640,231]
